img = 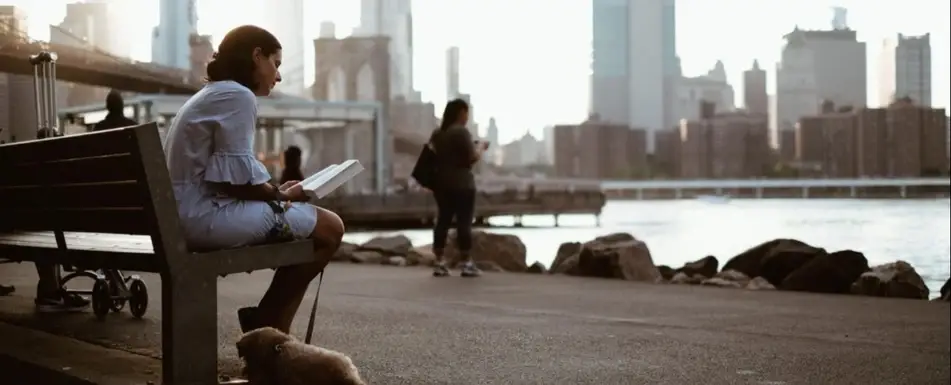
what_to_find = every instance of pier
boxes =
[319,189,606,229]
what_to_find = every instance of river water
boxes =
[345,199,951,297]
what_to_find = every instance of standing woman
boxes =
[428,98,489,277]
[162,25,345,334]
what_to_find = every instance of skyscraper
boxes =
[743,60,768,115]
[591,0,676,150]
[357,0,415,100]
[446,46,460,99]
[259,0,304,95]
[776,26,866,160]
[879,33,931,106]
[152,0,198,69]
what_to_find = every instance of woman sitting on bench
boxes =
[162,25,345,334]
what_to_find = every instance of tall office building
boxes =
[591,0,676,150]
[152,0,198,69]
[357,0,415,100]
[446,46,460,99]
[52,2,119,107]
[879,33,931,106]
[743,60,768,115]
[776,24,866,160]
[0,6,37,144]
[261,0,305,95]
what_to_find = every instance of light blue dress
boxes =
[163,80,317,250]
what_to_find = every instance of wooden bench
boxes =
[0,123,316,385]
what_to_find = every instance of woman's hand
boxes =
[279,180,299,191]
[278,181,309,202]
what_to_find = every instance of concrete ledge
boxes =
[0,321,160,385]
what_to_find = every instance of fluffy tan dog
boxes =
[236,327,366,385]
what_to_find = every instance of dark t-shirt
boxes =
[429,125,476,190]
[93,114,138,131]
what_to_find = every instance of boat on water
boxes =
[695,194,731,204]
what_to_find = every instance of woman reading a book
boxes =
[427,98,489,278]
[162,25,345,334]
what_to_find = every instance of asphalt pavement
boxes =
[0,262,948,385]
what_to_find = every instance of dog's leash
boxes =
[303,270,324,345]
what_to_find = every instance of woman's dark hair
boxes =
[206,25,281,90]
[279,146,304,184]
[439,98,469,131]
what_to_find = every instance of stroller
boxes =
[0,51,148,320]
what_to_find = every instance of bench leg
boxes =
[162,272,218,385]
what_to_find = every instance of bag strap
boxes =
[303,270,324,345]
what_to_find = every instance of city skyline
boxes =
[4,0,950,144]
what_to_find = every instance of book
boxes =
[298,159,365,199]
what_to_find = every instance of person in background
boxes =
[428,98,489,278]
[92,90,138,131]
[280,146,305,185]
[27,128,92,311]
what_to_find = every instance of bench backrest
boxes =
[0,123,187,268]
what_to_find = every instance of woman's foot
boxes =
[34,291,89,313]
[432,261,450,277]
[238,306,262,333]
[460,261,482,278]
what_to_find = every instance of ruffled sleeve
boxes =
[201,85,273,185]
[205,152,272,185]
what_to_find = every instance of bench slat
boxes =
[0,155,140,187]
[0,182,144,209]
[0,231,154,253]
[0,246,160,272]
[0,208,152,234]
[0,128,137,164]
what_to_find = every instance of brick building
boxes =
[679,101,770,179]
[653,128,681,178]
[796,98,947,177]
[553,121,647,179]
[795,102,857,177]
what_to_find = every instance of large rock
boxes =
[675,256,719,278]
[722,238,824,286]
[850,261,930,300]
[332,242,359,262]
[701,269,751,288]
[358,235,413,256]
[941,278,950,302]
[722,239,811,278]
[781,249,869,293]
[551,233,660,282]
[526,262,547,274]
[549,242,582,273]
[405,245,437,267]
[656,265,676,280]
[444,230,527,272]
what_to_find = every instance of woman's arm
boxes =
[211,181,309,202]
[211,182,282,201]
[449,127,483,165]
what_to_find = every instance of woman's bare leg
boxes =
[257,207,345,333]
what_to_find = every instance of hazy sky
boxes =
[7,0,950,144]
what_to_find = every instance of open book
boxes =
[298,159,365,199]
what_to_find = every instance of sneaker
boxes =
[432,261,450,277]
[460,261,482,278]
[35,292,89,313]
[0,284,14,296]
[238,306,262,333]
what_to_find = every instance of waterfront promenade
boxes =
[0,262,947,385]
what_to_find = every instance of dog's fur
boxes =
[237,327,366,385]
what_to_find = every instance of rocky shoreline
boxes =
[333,231,951,302]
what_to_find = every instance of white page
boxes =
[302,160,364,198]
